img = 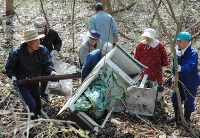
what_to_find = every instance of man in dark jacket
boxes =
[81,42,113,81]
[6,29,57,120]
[33,17,62,97]
[171,32,199,125]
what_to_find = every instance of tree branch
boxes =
[110,1,137,14]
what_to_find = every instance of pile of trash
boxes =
[74,66,128,119]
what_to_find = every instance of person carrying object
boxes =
[33,16,62,98]
[78,30,102,69]
[134,28,169,103]
[81,42,113,82]
[5,29,57,120]
[88,2,118,45]
[170,32,199,126]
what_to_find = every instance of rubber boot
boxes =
[40,82,48,99]
[168,106,179,123]
[184,112,191,126]
[157,86,167,104]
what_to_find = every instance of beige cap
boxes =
[22,29,45,43]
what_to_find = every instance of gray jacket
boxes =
[78,40,102,65]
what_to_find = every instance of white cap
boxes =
[141,28,156,40]
[33,17,47,32]
[102,42,113,54]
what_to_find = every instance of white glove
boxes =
[50,71,58,76]
[175,65,181,72]
[50,50,58,56]
[172,77,175,83]
[162,66,166,73]
[12,76,17,85]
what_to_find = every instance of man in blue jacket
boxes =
[81,42,113,81]
[171,32,199,125]
[6,29,57,120]
[88,2,118,45]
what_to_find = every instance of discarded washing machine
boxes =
[57,45,148,133]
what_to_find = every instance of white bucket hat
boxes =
[22,29,45,43]
[33,17,47,32]
[102,42,113,54]
[141,28,159,48]
[141,28,156,40]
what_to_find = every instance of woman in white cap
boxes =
[5,29,57,120]
[134,28,168,103]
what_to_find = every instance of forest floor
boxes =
[0,0,200,137]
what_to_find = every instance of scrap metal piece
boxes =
[114,86,157,116]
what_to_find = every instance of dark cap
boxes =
[89,30,100,40]
[94,3,103,11]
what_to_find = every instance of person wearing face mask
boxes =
[78,30,102,69]
[134,28,169,103]
[170,32,199,125]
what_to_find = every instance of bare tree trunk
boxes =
[39,0,50,27]
[99,0,106,8]
[98,0,111,13]
[151,0,186,125]
[6,0,14,15]
[105,0,112,14]
[72,0,76,53]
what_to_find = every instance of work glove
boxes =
[162,66,166,73]
[174,65,181,72]
[12,76,17,86]
[50,71,59,82]
[50,50,58,57]
[50,71,58,76]
[172,77,175,84]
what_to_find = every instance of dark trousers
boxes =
[40,70,48,96]
[172,85,197,113]
[18,83,41,120]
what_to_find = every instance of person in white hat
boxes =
[134,28,169,103]
[5,29,57,120]
[78,30,102,68]
[33,16,62,98]
[81,42,113,81]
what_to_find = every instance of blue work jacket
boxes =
[81,49,102,81]
[173,45,199,92]
[6,43,55,80]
